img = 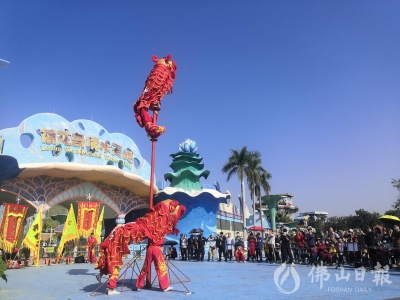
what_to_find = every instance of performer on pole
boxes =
[133,54,177,139]
[87,232,97,263]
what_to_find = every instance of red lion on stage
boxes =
[133,54,177,139]
[95,200,186,295]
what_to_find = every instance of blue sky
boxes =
[1,1,399,217]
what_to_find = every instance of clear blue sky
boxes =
[1,1,399,217]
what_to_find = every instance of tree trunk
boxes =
[252,190,255,226]
[240,178,247,242]
[259,196,263,229]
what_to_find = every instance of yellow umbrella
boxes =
[379,215,400,225]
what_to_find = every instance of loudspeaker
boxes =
[75,256,85,263]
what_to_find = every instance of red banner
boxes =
[0,203,29,252]
[77,202,100,238]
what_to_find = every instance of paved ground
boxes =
[1,258,400,300]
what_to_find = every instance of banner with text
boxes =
[77,202,100,238]
[0,203,28,252]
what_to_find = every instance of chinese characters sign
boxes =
[39,128,134,170]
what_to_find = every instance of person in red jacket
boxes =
[235,245,246,263]
[86,233,97,264]
[247,232,257,262]
[294,230,305,264]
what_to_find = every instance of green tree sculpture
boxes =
[164,139,210,191]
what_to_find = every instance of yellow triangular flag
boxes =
[22,206,43,267]
[94,206,104,243]
[57,204,79,258]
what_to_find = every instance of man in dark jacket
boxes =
[280,229,295,267]
[363,226,377,268]
[305,227,316,265]
[196,233,207,262]
[216,232,226,262]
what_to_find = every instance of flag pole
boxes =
[148,110,158,210]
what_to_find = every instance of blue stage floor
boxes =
[1,259,400,300]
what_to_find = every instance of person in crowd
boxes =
[263,233,269,263]
[187,234,195,260]
[294,229,305,264]
[216,232,226,262]
[235,237,245,249]
[166,245,178,260]
[305,227,316,266]
[280,229,295,267]
[310,243,319,266]
[207,234,216,261]
[255,232,263,262]
[225,232,235,261]
[266,229,276,263]
[247,232,257,262]
[335,238,345,268]
[392,225,400,268]
[235,244,246,263]
[374,227,383,246]
[86,232,97,264]
[196,233,207,262]
[328,242,337,265]
[381,228,392,248]
[321,230,328,243]
[180,234,188,261]
[235,232,242,243]
[317,241,332,266]
[327,227,339,242]
[179,234,184,260]
[363,225,378,269]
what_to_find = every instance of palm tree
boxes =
[246,158,271,229]
[275,211,293,223]
[222,146,256,240]
[254,169,271,229]
[245,153,263,226]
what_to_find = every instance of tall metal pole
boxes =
[148,110,158,210]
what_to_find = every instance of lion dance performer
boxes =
[95,200,186,295]
[133,54,177,139]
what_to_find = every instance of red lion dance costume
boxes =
[95,200,186,292]
[133,54,177,139]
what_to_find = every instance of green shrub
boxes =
[0,258,7,284]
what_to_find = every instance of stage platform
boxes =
[1,258,400,300]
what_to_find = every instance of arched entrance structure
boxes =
[0,113,157,224]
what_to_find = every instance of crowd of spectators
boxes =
[177,224,400,270]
